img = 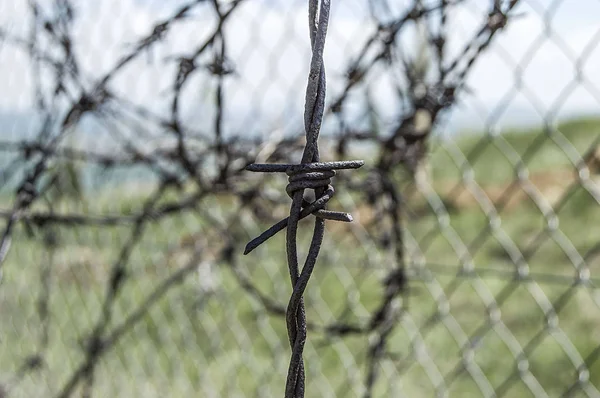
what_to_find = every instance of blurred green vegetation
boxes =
[1,117,599,397]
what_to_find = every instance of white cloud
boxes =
[0,1,33,110]
[445,0,600,129]
[0,0,599,135]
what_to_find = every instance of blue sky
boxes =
[0,0,599,139]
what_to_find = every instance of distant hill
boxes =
[430,116,600,184]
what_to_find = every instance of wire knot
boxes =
[286,169,334,200]
[243,160,364,255]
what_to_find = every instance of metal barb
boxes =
[243,1,363,396]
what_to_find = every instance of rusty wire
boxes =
[1,0,599,397]
[243,1,364,396]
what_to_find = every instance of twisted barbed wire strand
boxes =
[244,1,364,396]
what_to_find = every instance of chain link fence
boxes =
[1,0,599,397]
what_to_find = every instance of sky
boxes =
[0,0,599,141]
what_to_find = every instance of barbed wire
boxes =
[0,0,598,397]
[243,2,365,395]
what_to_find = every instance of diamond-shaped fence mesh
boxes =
[0,0,599,397]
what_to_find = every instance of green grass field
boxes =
[1,117,599,397]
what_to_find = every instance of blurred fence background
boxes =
[1,0,600,397]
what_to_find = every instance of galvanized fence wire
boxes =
[0,0,599,397]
